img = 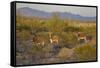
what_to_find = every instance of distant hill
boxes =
[17,7,96,21]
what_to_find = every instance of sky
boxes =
[16,3,96,17]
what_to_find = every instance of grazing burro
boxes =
[48,32,60,44]
[32,34,46,46]
[75,32,92,43]
[32,32,60,46]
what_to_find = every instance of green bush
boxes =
[16,30,31,41]
[64,26,81,32]
[74,45,96,61]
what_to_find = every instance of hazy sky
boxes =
[16,3,96,17]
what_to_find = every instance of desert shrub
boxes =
[60,32,78,48]
[63,26,82,32]
[16,22,32,31]
[16,44,46,65]
[16,30,31,41]
[74,45,96,61]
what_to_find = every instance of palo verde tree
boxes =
[47,12,64,32]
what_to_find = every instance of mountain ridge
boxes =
[17,7,96,21]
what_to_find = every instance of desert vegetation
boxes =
[16,13,97,65]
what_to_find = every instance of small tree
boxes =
[48,12,64,32]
